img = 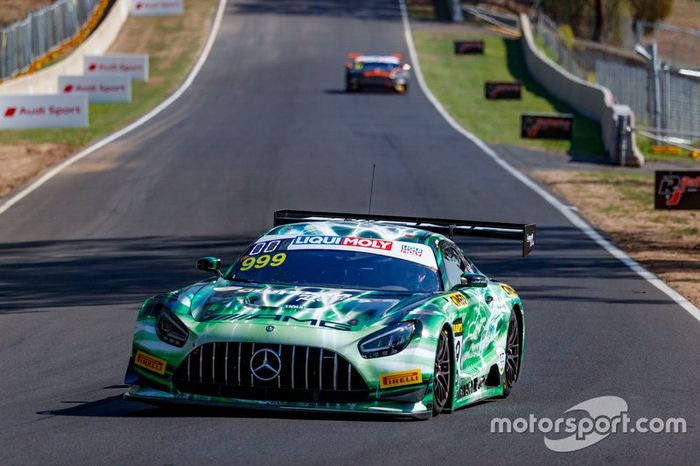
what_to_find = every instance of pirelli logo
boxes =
[379,369,423,389]
[134,350,167,375]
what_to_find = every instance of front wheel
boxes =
[501,310,521,397]
[432,328,452,416]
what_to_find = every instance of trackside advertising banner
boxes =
[454,40,484,54]
[0,94,88,129]
[58,75,131,103]
[521,113,573,139]
[84,54,149,81]
[655,171,700,210]
[130,0,184,16]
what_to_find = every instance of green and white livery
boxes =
[124,211,535,419]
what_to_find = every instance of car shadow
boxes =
[323,89,404,96]
[37,393,422,423]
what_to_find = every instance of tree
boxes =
[628,0,673,24]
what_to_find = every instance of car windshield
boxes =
[358,62,396,71]
[226,236,440,293]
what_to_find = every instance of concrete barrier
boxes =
[519,14,643,166]
[0,0,131,95]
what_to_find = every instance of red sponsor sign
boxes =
[59,75,131,103]
[0,94,88,129]
[341,237,393,251]
[131,0,184,16]
[655,171,700,210]
[521,113,573,140]
[84,54,149,81]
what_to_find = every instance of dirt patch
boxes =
[533,169,700,308]
[0,0,218,201]
[0,0,55,26]
[0,144,72,197]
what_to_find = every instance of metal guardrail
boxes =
[535,13,700,146]
[0,0,101,81]
[462,5,519,31]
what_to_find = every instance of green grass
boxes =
[673,226,700,236]
[580,170,654,204]
[634,132,700,163]
[412,29,606,158]
[0,1,217,150]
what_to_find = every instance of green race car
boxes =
[124,210,535,419]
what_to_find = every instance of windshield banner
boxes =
[284,235,437,269]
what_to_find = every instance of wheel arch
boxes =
[441,321,457,413]
[511,303,525,377]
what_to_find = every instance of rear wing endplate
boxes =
[273,210,536,256]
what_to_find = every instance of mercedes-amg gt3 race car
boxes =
[345,53,411,93]
[124,211,535,419]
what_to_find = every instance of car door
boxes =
[441,243,491,383]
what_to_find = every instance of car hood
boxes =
[184,282,431,332]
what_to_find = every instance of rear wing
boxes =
[346,52,404,61]
[273,210,536,256]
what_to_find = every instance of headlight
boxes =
[358,321,416,358]
[155,307,189,347]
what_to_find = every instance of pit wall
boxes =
[519,14,644,166]
[0,0,131,95]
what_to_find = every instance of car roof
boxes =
[265,220,443,246]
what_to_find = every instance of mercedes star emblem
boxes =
[250,348,281,381]
[266,325,275,332]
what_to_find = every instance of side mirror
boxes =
[197,257,222,277]
[459,273,488,288]
[402,63,411,71]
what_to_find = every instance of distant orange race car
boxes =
[345,53,411,94]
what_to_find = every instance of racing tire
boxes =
[501,309,521,398]
[394,83,408,94]
[432,327,452,416]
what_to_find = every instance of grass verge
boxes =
[0,0,218,148]
[533,169,700,308]
[0,0,218,198]
[410,23,605,158]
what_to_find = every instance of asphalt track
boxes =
[0,0,698,464]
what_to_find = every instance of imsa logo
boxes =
[379,369,422,389]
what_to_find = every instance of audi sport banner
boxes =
[485,81,521,99]
[520,113,573,139]
[655,171,700,210]
[0,94,88,129]
[58,75,131,103]
[454,40,484,55]
[84,54,149,81]
[130,0,184,16]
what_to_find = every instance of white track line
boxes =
[398,0,700,323]
[0,0,227,217]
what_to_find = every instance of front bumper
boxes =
[347,74,408,91]
[126,320,438,418]
[124,383,432,419]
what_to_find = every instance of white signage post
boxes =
[84,54,149,81]
[58,75,132,103]
[130,0,184,16]
[0,94,89,129]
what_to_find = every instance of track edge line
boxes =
[397,0,700,323]
[0,0,228,217]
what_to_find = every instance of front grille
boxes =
[172,342,369,403]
